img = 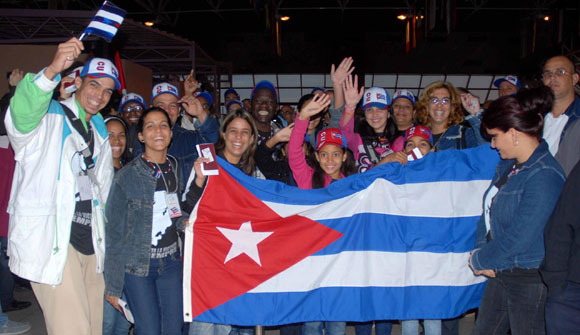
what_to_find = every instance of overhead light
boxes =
[280,16,290,21]
[420,15,424,19]
[543,16,550,21]
[397,15,407,20]
[144,21,154,27]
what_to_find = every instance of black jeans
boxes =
[545,281,580,335]
[473,273,547,335]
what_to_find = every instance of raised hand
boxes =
[45,37,84,80]
[59,76,75,100]
[343,74,364,109]
[183,69,199,96]
[267,123,294,148]
[8,69,24,87]
[461,93,481,115]
[193,156,212,187]
[179,94,207,121]
[298,93,331,121]
[331,57,354,85]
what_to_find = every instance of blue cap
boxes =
[362,87,391,110]
[251,80,278,102]
[194,91,213,106]
[119,93,146,112]
[224,88,239,100]
[226,99,243,111]
[392,89,416,106]
[151,83,180,102]
[80,58,121,90]
[493,75,521,89]
[311,87,327,95]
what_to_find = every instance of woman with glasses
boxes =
[415,81,487,151]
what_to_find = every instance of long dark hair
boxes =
[311,148,357,189]
[137,107,172,133]
[104,116,130,166]
[357,115,398,144]
[481,86,553,141]
[215,109,258,175]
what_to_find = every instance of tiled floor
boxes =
[7,287,475,335]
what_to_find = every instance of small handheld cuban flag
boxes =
[79,1,126,43]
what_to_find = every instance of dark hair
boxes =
[104,116,130,165]
[481,86,553,140]
[311,148,357,189]
[137,107,172,134]
[215,109,258,176]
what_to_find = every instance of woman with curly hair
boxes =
[415,81,487,151]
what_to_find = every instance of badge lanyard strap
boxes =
[143,156,178,194]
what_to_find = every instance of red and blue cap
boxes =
[80,58,121,90]
[151,83,180,102]
[119,93,146,112]
[405,125,433,145]
[392,89,416,106]
[493,75,521,89]
[315,127,347,151]
[362,87,391,110]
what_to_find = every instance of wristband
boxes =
[344,104,356,114]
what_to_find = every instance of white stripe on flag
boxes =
[95,9,124,24]
[87,21,118,35]
[250,251,486,293]
[264,179,490,220]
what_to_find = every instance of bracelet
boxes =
[344,104,355,114]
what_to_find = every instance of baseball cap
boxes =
[315,127,347,151]
[151,83,180,102]
[392,89,416,106]
[405,125,433,145]
[194,91,213,106]
[226,100,244,111]
[251,80,278,102]
[311,87,327,95]
[80,58,121,90]
[224,88,239,99]
[493,75,521,89]
[119,93,146,112]
[362,87,391,110]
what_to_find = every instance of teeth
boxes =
[258,111,269,116]
[111,146,122,151]
[129,118,139,122]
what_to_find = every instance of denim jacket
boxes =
[104,156,187,298]
[471,141,565,271]
[434,113,488,151]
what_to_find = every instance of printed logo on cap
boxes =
[393,89,416,105]
[152,83,180,101]
[81,58,121,89]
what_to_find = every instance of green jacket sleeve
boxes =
[10,70,60,134]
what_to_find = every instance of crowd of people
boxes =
[1,36,580,335]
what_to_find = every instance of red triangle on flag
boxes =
[190,166,343,318]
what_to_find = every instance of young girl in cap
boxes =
[288,93,356,189]
[340,75,405,173]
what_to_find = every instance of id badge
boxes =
[77,174,93,201]
[165,193,182,218]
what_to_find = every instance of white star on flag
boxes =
[217,221,273,266]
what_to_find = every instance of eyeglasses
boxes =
[123,105,144,113]
[429,97,450,105]
[542,68,571,79]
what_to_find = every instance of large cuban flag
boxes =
[183,145,500,326]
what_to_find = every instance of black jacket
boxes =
[540,160,580,296]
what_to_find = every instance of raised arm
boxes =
[331,57,354,109]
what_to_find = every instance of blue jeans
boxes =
[354,321,393,335]
[401,320,441,335]
[103,293,132,335]
[473,274,547,335]
[124,252,183,335]
[231,326,254,335]
[303,322,345,335]
[545,281,580,335]
[188,320,231,335]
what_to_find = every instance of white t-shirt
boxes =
[543,112,569,155]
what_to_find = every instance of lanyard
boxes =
[143,156,177,194]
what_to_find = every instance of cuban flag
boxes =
[80,1,126,43]
[183,145,500,325]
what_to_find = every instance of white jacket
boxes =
[4,70,114,285]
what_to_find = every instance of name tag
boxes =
[77,174,92,201]
[165,192,182,218]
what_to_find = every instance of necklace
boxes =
[432,128,448,152]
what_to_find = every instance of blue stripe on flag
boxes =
[217,145,499,205]
[316,214,477,254]
[93,16,121,28]
[102,1,126,17]
[194,284,486,325]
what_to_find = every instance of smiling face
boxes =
[392,98,414,130]
[75,76,115,119]
[315,144,347,180]
[251,88,277,127]
[121,101,144,126]
[404,136,432,156]
[223,117,253,165]
[138,111,172,158]
[152,93,180,126]
[364,106,389,133]
[428,88,452,129]
[107,120,127,161]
